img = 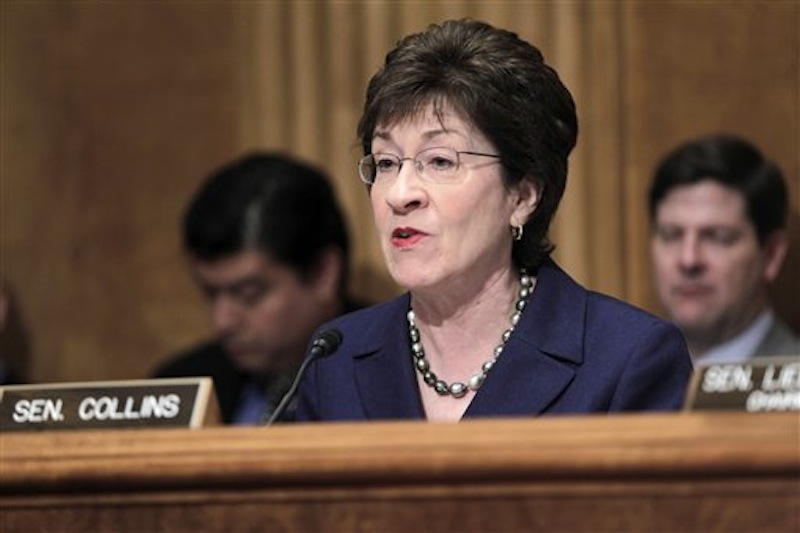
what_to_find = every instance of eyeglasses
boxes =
[357,147,500,185]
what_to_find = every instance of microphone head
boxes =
[311,329,343,357]
[261,328,342,426]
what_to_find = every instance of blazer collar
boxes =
[353,293,426,420]
[517,259,586,364]
[467,260,586,417]
[353,261,587,419]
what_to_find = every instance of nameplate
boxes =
[0,378,219,432]
[684,356,800,412]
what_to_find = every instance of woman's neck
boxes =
[410,267,518,326]
[409,267,524,373]
[409,267,534,423]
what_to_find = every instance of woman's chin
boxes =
[392,271,453,295]
[388,269,433,292]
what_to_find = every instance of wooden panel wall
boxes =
[1,2,245,382]
[1,1,797,384]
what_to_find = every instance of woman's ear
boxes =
[510,179,542,227]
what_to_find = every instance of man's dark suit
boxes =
[154,299,366,424]
[153,342,257,424]
[297,260,694,421]
[755,317,800,358]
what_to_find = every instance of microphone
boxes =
[261,329,343,426]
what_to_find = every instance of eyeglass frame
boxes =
[357,147,501,185]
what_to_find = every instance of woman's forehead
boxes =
[373,101,475,139]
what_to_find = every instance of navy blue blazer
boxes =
[296,260,693,421]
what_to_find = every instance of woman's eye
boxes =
[375,158,398,172]
[427,156,456,171]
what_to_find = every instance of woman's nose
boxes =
[383,161,427,213]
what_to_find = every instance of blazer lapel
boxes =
[466,338,577,417]
[466,260,586,418]
[353,294,425,420]
[353,261,588,420]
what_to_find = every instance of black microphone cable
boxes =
[261,329,343,426]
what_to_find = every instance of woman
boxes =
[296,19,692,422]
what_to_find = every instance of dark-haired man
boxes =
[649,134,799,364]
[154,153,362,424]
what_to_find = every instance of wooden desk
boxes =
[2,412,798,531]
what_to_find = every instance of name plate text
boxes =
[685,356,800,412]
[0,378,218,432]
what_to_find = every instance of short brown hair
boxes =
[358,19,578,269]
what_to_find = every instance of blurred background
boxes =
[2,0,798,385]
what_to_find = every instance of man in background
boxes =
[154,153,361,424]
[0,279,29,385]
[649,133,799,364]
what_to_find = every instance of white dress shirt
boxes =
[695,309,774,365]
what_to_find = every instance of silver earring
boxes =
[512,224,523,241]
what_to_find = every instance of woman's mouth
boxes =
[391,227,426,248]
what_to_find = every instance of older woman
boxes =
[296,19,692,422]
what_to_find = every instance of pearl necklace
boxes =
[407,271,533,399]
